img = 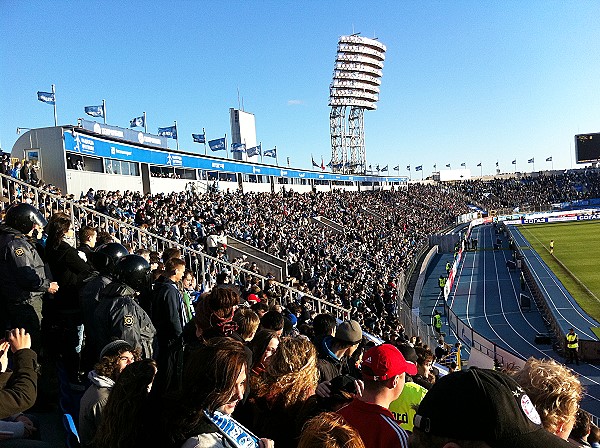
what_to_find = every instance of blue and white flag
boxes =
[512,159,517,165]
[528,158,534,163]
[406,165,411,171]
[192,133,206,143]
[263,148,277,158]
[130,116,145,128]
[376,165,380,172]
[477,162,482,167]
[446,163,451,168]
[415,165,423,171]
[381,165,388,172]
[393,165,399,171]
[312,157,320,168]
[460,162,466,167]
[208,137,226,151]
[231,143,246,152]
[247,144,261,157]
[84,105,104,118]
[158,125,177,139]
[546,156,552,162]
[37,91,55,104]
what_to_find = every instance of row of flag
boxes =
[38,88,276,156]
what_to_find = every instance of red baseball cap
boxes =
[362,344,417,381]
[247,293,260,303]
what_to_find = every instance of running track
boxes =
[446,223,600,417]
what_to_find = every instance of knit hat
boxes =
[362,344,417,381]
[99,340,133,360]
[335,320,362,344]
[413,368,572,448]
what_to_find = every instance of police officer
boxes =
[438,275,446,294]
[433,310,442,335]
[565,328,579,365]
[0,203,59,352]
[80,242,129,371]
[94,254,156,359]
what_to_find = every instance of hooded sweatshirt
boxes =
[79,370,115,447]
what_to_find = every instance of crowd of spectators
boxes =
[0,167,599,446]
[455,169,600,210]
[70,186,470,340]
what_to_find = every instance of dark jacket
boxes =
[94,282,156,359]
[0,224,50,306]
[316,336,351,383]
[80,273,113,359]
[0,348,38,419]
[45,240,93,312]
[150,278,184,352]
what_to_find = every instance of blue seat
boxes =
[63,413,80,448]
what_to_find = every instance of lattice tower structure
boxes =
[329,35,386,174]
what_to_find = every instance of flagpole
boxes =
[52,84,58,126]
[275,146,278,166]
[225,134,228,159]
[102,99,106,124]
[143,111,147,133]
[174,121,179,151]
[203,128,207,155]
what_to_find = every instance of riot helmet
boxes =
[113,254,152,292]
[5,203,47,235]
[93,243,129,274]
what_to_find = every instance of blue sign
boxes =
[79,119,167,149]
[63,131,409,183]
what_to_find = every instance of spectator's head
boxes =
[361,344,416,404]
[411,368,572,448]
[250,329,280,372]
[511,358,582,439]
[415,347,435,379]
[332,320,363,357]
[233,308,260,341]
[255,337,318,409]
[179,338,248,415]
[194,286,239,339]
[135,249,151,263]
[251,301,269,318]
[79,225,98,248]
[569,409,591,443]
[298,412,366,448]
[260,310,285,337]
[165,257,186,283]
[313,313,337,338]
[93,359,157,448]
[95,340,139,381]
[46,211,73,249]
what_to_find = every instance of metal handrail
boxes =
[0,173,351,319]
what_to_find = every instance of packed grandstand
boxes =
[0,163,599,447]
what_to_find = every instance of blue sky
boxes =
[2,1,600,176]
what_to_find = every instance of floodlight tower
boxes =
[329,35,386,174]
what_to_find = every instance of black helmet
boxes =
[5,203,47,234]
[93,243,129,274]
[113,255,151,292]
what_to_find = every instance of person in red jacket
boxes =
[338,344,417,448]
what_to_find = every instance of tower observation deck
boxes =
[329,35,386,174]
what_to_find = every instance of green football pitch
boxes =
[517,220,600,334]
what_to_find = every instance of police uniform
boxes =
[565,330,579,365]
[0,223,51,351]
[94,282,156,360]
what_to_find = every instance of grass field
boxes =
[518,220,600,335]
